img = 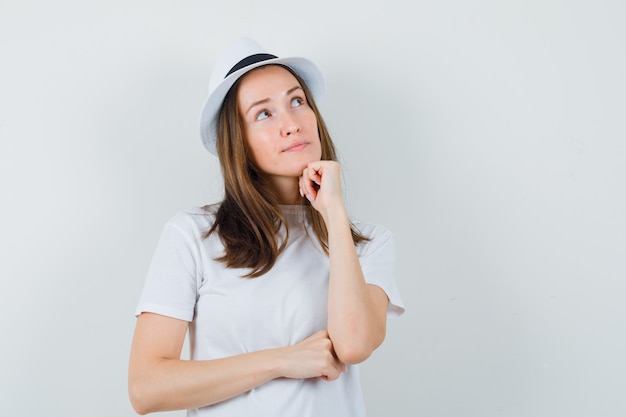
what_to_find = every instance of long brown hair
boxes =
[206,65,368,277]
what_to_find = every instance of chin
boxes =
[295,157,320,171]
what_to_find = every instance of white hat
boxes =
[199,37,325,155]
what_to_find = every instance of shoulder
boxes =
[352,221,394,256]
[163,204,220,236]
[353,221,392,239]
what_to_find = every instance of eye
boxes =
[255,110,271,121]
[291,97,305,107]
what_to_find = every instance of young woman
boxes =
[128,37,404,417]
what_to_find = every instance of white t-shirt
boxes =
[135,204,405,417]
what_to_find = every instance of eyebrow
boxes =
[245,86,303,115]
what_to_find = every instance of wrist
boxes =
[265,346,289,379]
[319,201,348,226]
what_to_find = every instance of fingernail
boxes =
[299,188,303,197]
[306,194,313,202]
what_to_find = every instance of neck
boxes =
[267,176,304,205]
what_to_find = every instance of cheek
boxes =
[247,142,265,165]
[315,142,323,160]
[244,130,264,158]
[247,137,276,167]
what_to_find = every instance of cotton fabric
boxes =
[135,204,404,416]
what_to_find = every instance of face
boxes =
[237,65,322,184]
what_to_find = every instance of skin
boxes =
[238,65,323,203]
[128,65,390,414]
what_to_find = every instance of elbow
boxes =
[333,338,382,365]
[128,378,155,415]
[334,343,375,365]
[338,330,387,364]
[332,327,386,365]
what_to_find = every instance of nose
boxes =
[281,114,301,137]
[285,125,300,135]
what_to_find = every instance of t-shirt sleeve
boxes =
[135,213,202,321]
[358,225,405,317]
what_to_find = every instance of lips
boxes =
[282,141,308,152]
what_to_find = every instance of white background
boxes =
[1,1,625,416]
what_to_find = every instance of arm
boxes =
[300,161,390,364]
[128,313,344,414]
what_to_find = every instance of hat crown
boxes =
[208,37,268,95]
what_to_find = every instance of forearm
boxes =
[129,348,282,414]
[323,204,386,364]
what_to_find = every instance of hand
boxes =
[299,161,344,215]
[279,330,346,381]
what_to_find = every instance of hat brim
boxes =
[199,56,325,155]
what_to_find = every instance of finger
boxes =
[309,168,322,186]
[300,168,318,202]
[321,358,344,381]
[298,177,313,202]
[324,334,346,377]
[328,343,346,373]
[311,329,329,339]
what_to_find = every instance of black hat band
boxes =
[225,53,278,78]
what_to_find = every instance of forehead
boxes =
[237,65,301,103]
